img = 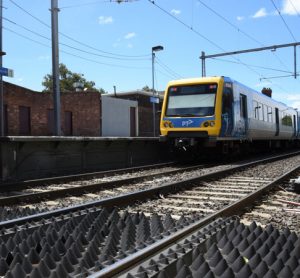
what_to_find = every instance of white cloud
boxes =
[287,95,300,101]
[252,8,268,18]
[282,0,300,15]
[287,96,300,109]
[171,9,181,16]
[127,43,133,48]
[124,32,136,39]
[237,16,244,21]
[98,16,113,25]
[38,55,50,61]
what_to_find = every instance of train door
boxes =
[293,115,296,137]
[220,86,233,136]
[275,108,279,136]
[239,94,248,136]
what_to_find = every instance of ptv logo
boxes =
[182,120,193,127]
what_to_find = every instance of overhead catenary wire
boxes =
[4,27,151,70]
[270,0,298,42]
[155,57,184,79]
[288,0,300,19]
[8,0,150,58]
[60,0,140,9]
[4,17,149,61]
[147,0,283,89]
[197,0,263,47]
[211,57,294,74]
[197,0,291,73]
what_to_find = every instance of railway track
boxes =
[1,151,300,277]
[0,162,230,219]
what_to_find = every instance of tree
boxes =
[142,85,153,92]
[42,63,106,93]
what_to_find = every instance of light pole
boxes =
[151,45,163,137]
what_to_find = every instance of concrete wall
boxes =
[102,96,138,136]
[0,137,169,182]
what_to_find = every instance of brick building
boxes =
[3,82,101,136]
[2,82,164,137]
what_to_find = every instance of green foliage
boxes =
[142,85,153,92]
[42,63,106,93]
[282,115,292,126]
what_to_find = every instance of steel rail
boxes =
[0,161,175,192]
[88,163,300,278]
[0,163,210,206]
[1,151,299,230]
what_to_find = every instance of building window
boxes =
[64,111,73,136]
[19,106,31,135]
[47,109,54,135]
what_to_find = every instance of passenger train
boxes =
[160,76,299,154]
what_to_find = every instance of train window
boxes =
[267,107,273,122]
[258,103,263,121]
[282,113,292,126]
[240,94,247,118]
[166,84,217,117]
[263,105,268,122]
[253,101,259,119]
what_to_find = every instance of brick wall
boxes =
[3,82,101,136]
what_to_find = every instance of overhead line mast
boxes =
[201,42,300,79]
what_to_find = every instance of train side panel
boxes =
[231,81,296,141]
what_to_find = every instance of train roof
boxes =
[167,76,226,86]
[166,76,296,111]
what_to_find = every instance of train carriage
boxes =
[160,76,298,153]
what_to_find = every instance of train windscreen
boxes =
[166,84,217,117]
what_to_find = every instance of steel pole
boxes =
[152,51,155,137]
[201,51,206,77]
[51,0,61,136]
[294,45,297,79]
[0,0,3,136]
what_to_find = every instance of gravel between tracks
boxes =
[2,154,300,230]
[240,182,300,233]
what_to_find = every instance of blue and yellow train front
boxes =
[160,77,224,149]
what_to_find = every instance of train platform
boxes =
[0,136,169,182]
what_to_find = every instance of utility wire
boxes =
[197,0,291,73]
[4,17,148,61]
[155,57,183,79]
[60,0,111,9]
[211,58,294,74]
[8,0,150,58]
[270,0,298,42]
[60,0,139,9]
[148,0,225,52]
[288,0,300,18]
[197,0,263,46]
[4,27,151,70]
[147,0,280,87]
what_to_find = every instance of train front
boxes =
[160,77,223,150]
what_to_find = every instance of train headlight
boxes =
[202,121,215,128]
[163,121,173,128]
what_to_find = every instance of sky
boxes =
[2,0,300,108]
